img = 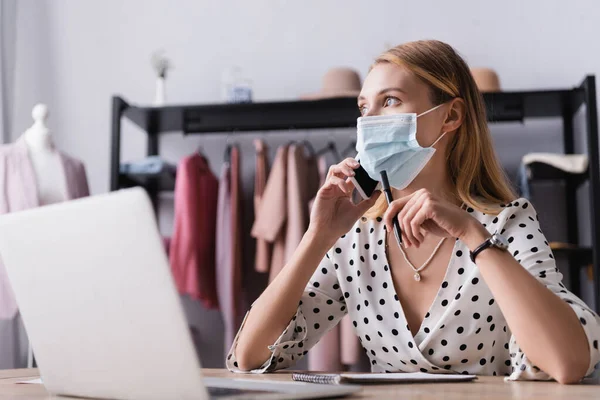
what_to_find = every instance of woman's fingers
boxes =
[382,195,410,229]
[401,199,426,247]
[327,158,359,179]
[398,191,428,247]
[401,232,411,248]
[321,158,362,200]
[382,196,412,247]
[330,164,355,178]
[397,189,426,225]
[344,157,360,169]
[327,175,352,195]
[410,207,430,243]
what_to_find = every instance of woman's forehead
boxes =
[359,63,427,99]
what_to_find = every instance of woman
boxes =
[227,40,600,383]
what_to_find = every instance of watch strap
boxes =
[470,237,493,263]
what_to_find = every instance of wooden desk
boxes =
[0,368,598,399]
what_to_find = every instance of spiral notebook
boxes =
[292,372,477,385]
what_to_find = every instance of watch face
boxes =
[491,234,509,250]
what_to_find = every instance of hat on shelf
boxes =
[470,68,501,92]
[301,67,362,100]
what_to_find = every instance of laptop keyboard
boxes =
[207,386,273,398]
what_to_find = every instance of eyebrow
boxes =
[358,87,406,101]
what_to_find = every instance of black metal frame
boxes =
[109,76,600,310]
[581,77,600,310]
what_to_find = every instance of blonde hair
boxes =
[364,40,516,218]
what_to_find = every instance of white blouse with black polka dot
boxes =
[227,199,600,380]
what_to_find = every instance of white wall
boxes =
[11,0,600,195]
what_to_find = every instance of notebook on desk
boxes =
[292,372,478,385]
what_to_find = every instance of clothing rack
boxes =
[110,75,600,311]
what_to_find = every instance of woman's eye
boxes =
[384,97,400,107]
[359,105,368,115]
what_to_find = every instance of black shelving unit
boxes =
[110,76,600,310]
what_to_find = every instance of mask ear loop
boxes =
[418,102,449,148]
[430,131,447,148]
[417,102,446,118]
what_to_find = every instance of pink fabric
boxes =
[308,154,328,211]
[253,140,271,273]
[340,314,361,365]
[308,154,344,372]
[230,147,242,317]
[284,145,306,264]
[285,145,319,263]
[162,237,171,257]
[216,161,232,329]
[309,324,342,372]
[0,138,89,320]
[169,153,219,309]
[253,145,319,283]
[252,145,288,283]
[216,146,243,353]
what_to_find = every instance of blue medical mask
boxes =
[355,104,447,189]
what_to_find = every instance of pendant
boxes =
[413,272,421,282]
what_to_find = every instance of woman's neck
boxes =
[392,168,460,206]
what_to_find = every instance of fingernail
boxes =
[351,160,359,167]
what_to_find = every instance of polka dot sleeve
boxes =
[225,250,347,373]
[495,199,600,381]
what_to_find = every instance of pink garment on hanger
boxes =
[162,237,171,257]
[309,324,342,372]
[252,144,320,282]
[216,162,232,341]
[284,145,319,269]
[251,145,288,283]
[341,314,361,365]
[308,154,343,372]
[285,145,306,264]
[317,152,361,367]
[216,146,243,352]
[308,154,328,212]
[253,140,271,273]
[169,153,219,309]
[0,137,89,320]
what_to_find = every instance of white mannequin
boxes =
[23,104,68,205]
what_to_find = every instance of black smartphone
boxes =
[349,162,380,204]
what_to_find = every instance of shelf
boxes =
[525,162,588,186]
[115,87,584,135]
[121,97,361,134]
[482,89,577,122]
[550,243,593,266]
[118,170,176,192]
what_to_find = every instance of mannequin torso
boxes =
[22,105,68,205]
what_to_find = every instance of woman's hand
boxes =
[309,158,381,241]
[382,189,486,248]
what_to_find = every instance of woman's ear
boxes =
[442,98,465,133]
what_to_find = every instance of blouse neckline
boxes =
[379,222,460,345]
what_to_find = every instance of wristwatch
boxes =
[470,233,509,263]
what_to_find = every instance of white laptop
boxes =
[0,188,359,400]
